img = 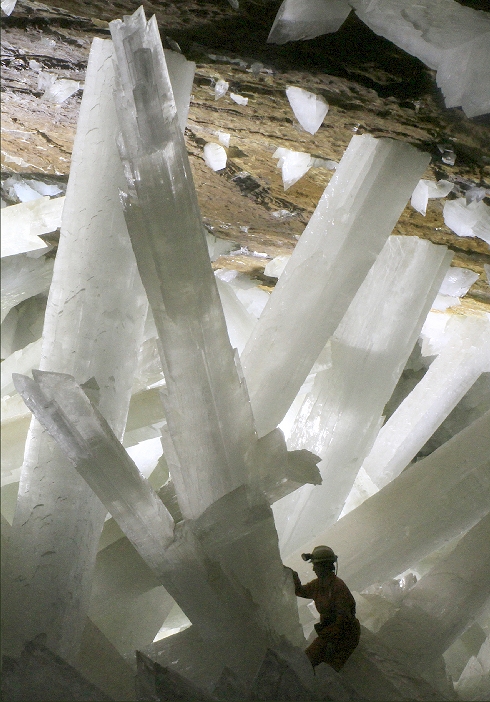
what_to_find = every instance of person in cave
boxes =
[289,545,361,671]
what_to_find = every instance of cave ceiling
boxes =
[1,0,489,310]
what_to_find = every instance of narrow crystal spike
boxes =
[285,410,490,593]
[241,135,430,437]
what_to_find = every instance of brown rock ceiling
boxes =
[2,0,490,310]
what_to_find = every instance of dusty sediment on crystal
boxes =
[241,134,430,438]
[274,235,451,555]
[4,38,148,662]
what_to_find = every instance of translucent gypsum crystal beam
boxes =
[12,371,175,567]
[241,135,430,437]
[6,38,148,663]
[13,374,301,680]
[274,235,451,555]
[11,371,263,666]
[109,9,257,518]
[377,511,490,672]
[362,316,490,490]
[285,410,490,592]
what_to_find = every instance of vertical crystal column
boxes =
[241,135,430,437]
[109,9,256,519]
[362,316,490,490]
[378,511,490,671]
[285,410,490,592]
[108,8,304,664]
[6,38,148,662]
[274,236,451,555]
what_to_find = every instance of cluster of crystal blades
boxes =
[3,5,489,700]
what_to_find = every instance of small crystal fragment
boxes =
[264,255,291,278]
[444,198,490,244]
[267,0,351,44]
[1,0,17,15]
[1,197,63,258]
[203,142,227,171]
[230,92,248,105]
[217,131,231,147]
[286,86,328,134]
[410,178,454,216]
[438,266,479,297]
[40,77,81,104]
[273,147,312,190]
[214,78,229,100]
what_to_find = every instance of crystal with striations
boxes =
[274,235,451,555]
[285,410,490,593]
[362,316,490,491]
[242,135,430,438]
[5,38,148,663]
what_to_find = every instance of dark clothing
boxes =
[293,571,360,670]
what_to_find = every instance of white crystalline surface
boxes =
[242,134,430,437]
[1,253,54,322]
[4,6,490,695]
[378,513,490,672]
[351,0,490,117]
[1,197,63,257]
[1,0,17,15]
[230,92,248,105]
[273,147,312,190]
[5,38,148,662]
[217,131,231,147]
[264,255,291,278]
[267,0,351,44]
[444,198,490,244]
[285,410,490,592]
[410,178,453,216]
[203,142,227,171]
[41,77,80,104]
[214,78,229,99]
[274,236,451,555]
[362,317,490,491]
[438,266,479,298]
[286,86,328,135]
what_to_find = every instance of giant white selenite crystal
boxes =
[378,512,490,672]
[242,134,430,438]
[274,235,452,556]
[4,38,148,662]
[286,410,490,592]
[106,7,309,684]
[361,316,490,491]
